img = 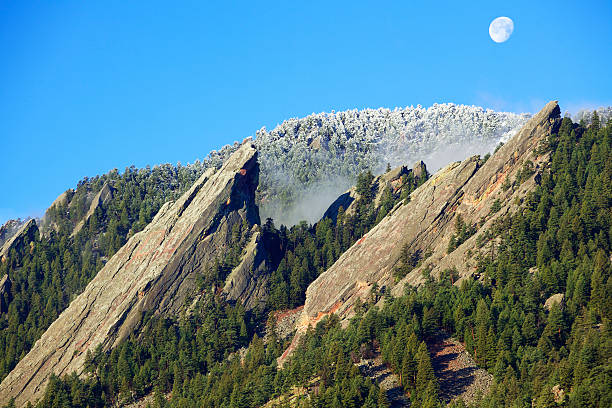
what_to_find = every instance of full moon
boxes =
[489,17,514,43]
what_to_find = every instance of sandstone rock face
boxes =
[297,158,479,332]
[394,100,561,288]
[0,219,38,262]
[0,219,28,249]
[39,190,73,233]
[0,142,269,407]
[292,101,561,339]
[223,228,271,309]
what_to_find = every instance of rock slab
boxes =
[0,142,270,407]
[292,101,561,341]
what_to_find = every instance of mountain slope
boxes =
[0,103,526,391]
[0,142,270,407]
[289,101,560,345]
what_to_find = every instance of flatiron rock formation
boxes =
[0,218,38,263]
[0,219,28,249]
[0,142,272,407]
[288,102,561,352]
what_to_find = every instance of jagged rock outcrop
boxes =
[0,219,38,263]
[0,219,27,249]
[39,190,72,233]
[223,228,271,309]
[322,163,422,222]
[70,182,115,237]
[0,142,272,407]
[393,100,560,288]
[288,102,561,347]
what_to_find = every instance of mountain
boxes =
[1,101,609,407]
[0,103,526,393]
[283,101,561,361]
[0,143,271,406]
[254,104,528,225]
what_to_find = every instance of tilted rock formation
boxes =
[288,102,561,348]
[0,219,28,249]
[39,189,73,234]
[0,142,272,407]
[70,182,115,237]
[0,219,38,263]
[393,100,560,288]
[223,227,271,309]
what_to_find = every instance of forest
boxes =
[1,112,611,407]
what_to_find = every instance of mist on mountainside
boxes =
[255,103,528,226]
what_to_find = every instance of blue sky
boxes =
[1,0,610,223]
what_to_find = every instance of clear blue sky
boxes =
[1,0,610,223]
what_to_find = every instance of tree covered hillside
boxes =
[0,103,528,387]
[14,113,610,407]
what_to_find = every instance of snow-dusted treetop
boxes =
[241,103,529,225]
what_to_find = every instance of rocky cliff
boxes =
[0,219,38,263]
[0,219,28,249]
[0,142,272,407]
[289,101,561,343]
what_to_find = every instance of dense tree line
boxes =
[25,278,447,408]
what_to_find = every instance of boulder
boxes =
[544,293,564,311]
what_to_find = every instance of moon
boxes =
[489,17,514,43]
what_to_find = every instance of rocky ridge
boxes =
[0,219,28,249]
[70,182,115,237]
[284,102,561,356]
[0,142,272,407]
[0,218,38,262]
